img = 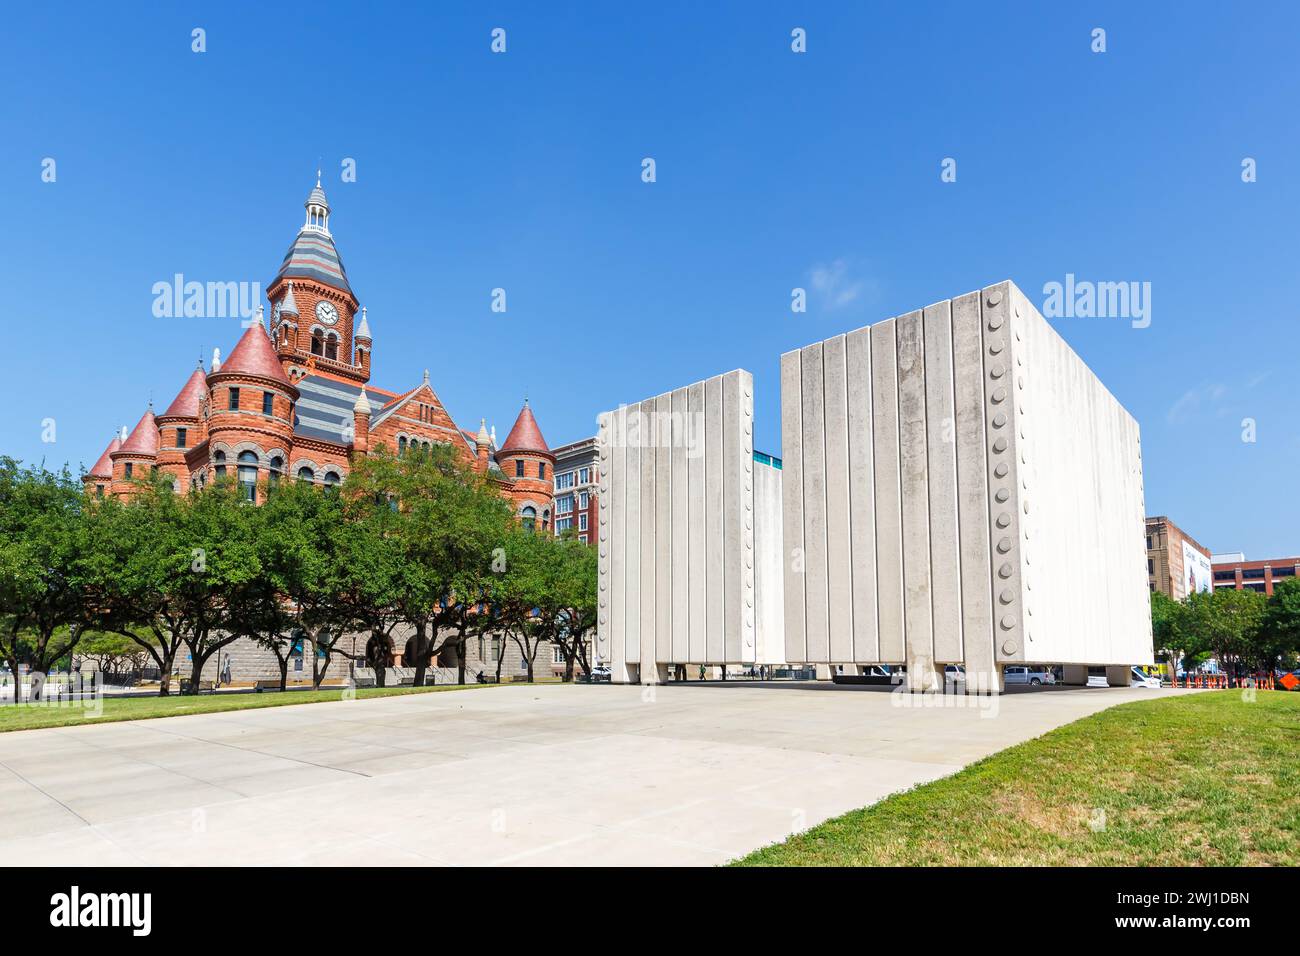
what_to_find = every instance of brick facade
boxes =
[81,178,564,680]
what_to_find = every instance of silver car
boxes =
[1003,665,1054,686]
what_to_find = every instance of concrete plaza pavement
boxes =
[0,681,1194,866]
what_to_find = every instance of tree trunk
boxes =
[187,654,206,695]
[564,651,574,683]
[5,656,20,704]
[278,654,288,692]
[412,625,429,689]
[494,638,505,684]
[456,632,467,686]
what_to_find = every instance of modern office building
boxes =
[552,437,599,543]
[1146,516,1212,599]
[1211,553,1300,595]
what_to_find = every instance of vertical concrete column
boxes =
[897,310,936,691]
[779,350,807,665]
[638,398,657,682]
[687,381,708,663]
[823,334,855,664]
[923,301,963,666]
[1062,664,1088,686]
[951,293,994,693]
[654,393,673,670]
[975,282,1026,694]
[670,387,690,664]
[704,376,725,663]
[799,342,830,663]
[596,411,614,672]
[871,321,905,665]
[1106,665,1130,687]
[621,404,641,683]
[845,327,878,663]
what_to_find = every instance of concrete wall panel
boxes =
[779,350,806,664]
[705,375,725,663]
[951,292,993,681]
[845,327,878,662]
[871,321,906,664]
[922,301,963,664]
[669,388,690,663]
[799,343,830,663]
[822,334,855,663]
[896,310,935,683]
[687,381,707,663]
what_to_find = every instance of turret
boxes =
[352,389,371,454]
[205,312,299,502]
[497,399,556,532]
[155,361,208,490]
[83,434,121,498]
[109,407,160,497]
[475,418,491,473]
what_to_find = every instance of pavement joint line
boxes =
[43,726,260,801]
[0,756,94,827]
[113,720,376,779]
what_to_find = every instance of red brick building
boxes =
[83,177,554,527]
[1211,553,1300,596]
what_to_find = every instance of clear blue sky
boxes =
[1,1,1296,557]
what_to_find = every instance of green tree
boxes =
[548,535,597,682]
[1261,578,1300,673]
[1181,587,1267,683]
[0,459,92,699]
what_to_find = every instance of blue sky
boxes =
[1,1,1296,557]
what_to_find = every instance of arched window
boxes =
[323,471,340,489]
[297,466,315,483]
[213,450,226,479]
[324,333,338,361]
[542,509,550,532]
[311,332,323,356]
[237,451,258,502]
[521,506,536,533]
[268,456,283,487]
[398,436,407,457]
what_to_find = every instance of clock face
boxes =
[315,300,339,326]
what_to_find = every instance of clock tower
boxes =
[266,174,371,386]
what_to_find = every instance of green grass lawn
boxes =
[734,690,1300,866]
[0,682,502,733]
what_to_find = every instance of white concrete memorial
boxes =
[596,281,1153,693]
[782,280,1152,691]
[596,371,787,684]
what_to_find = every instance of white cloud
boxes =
[808,259,868,311]
[1167,383,1227,424]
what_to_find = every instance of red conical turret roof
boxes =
[160,365,208,420]
[215,323,293,387]
[499,400,551,455]
[87,436,121,477]
[116,409,159,457]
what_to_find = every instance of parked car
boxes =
[1130,667,1161,689]
[1003,665,1053,686]
[590,664,612,683]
